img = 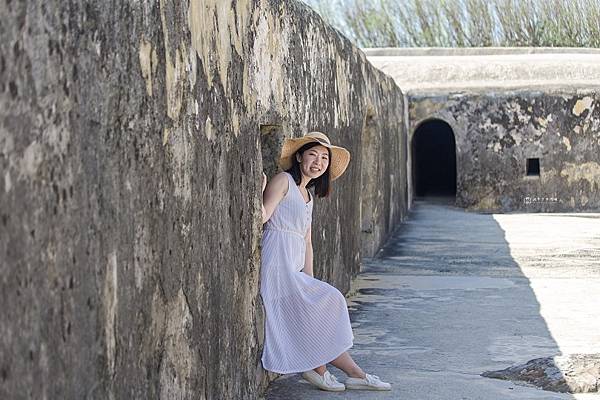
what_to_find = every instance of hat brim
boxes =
[277,137,351,181]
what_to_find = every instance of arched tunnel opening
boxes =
[412,119,457,200]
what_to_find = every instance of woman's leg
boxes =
[329,351,366,378]
[311,352,365,378]
[313,365,327,375]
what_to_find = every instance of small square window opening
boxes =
[526,158,540,176]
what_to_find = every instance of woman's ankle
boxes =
[347,368,366,379]
[313,366,327,376]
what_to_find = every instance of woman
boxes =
[260,131,391,392]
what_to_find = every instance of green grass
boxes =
[303,0,600,48]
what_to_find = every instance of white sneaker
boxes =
[345,373,392,391]
[301,370,346,391]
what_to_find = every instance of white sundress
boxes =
[260,172,354,374]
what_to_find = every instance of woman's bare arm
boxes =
[303,224,313,277]
[262,172,288,224]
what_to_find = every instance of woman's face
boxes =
[297,144,330,180]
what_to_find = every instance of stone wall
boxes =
[360,104,407,257]
[0,1,406,399]
[410,90,600,212]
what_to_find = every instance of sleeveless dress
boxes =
[260,172,354,374]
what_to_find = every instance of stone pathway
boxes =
[264,201,600,400]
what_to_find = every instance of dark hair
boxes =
[286,142,332,198]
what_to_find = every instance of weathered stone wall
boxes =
[410,90,600,212]
[0,1,405,399]
[360,104,407,257]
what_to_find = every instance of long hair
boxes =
[286,142,332,198]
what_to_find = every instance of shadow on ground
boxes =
[264,201,600,400]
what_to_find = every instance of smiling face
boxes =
[296,144,330,180]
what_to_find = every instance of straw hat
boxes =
[278,131,351,181]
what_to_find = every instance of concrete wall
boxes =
[410,90,600,212]
[364,48,600,93]
[0,1,406,399]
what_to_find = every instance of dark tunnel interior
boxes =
[412,119,457,199]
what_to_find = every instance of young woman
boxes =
[260,131,391,392]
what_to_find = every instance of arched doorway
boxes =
[412,119,457,201]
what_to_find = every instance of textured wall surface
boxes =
[366,48,600,213]
[0,1,405,399]
[410,90,600,212]
[359,105,407,257]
